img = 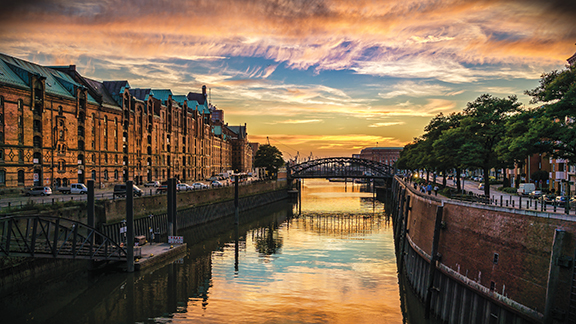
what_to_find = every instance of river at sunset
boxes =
[1,180,427,323]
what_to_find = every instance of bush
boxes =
[500,187,517,194]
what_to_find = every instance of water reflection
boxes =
[1,180,430,324]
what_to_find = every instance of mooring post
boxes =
[425,205,444,319]
[167,178,175,237]
[299,179,302,215]
[126,180,134,273]
[234,174,239,225]
[544,229,566,324]
[87,180,95,269]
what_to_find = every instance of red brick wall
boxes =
[402,181,576,313]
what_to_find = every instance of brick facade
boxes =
[0,53,254,188]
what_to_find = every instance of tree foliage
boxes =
[254,144,284,177]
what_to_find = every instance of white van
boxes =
[517,183,536,196]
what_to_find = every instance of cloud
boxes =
[368,122,406,128]
[379,81,464,99]
[269,119,323,124]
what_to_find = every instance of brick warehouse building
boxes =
[352,147,402,166]
[0,53,254,188]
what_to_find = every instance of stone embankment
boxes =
[390,176,576,324]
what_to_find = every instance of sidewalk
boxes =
[405,176,575,217]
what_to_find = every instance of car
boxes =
[57,183,88,194]
[555,196,567,205]
[211,180,223,187]
[24,186,52,196]
[192,182,208,190]
[144,181,160,187]
[177,183,193,191]
[113,184,144,198]
[478,183,484,190]
[529,190,543,199]
[539,194,555,203]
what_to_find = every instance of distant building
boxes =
[353,147,402,166]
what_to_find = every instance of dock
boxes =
[131,242,187,271]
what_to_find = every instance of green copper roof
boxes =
[151,89,173,104]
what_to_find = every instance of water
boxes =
[1,179,407,323]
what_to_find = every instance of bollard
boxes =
[500,196,503,206]
[512,200,514,208]
[535,200,538,210]
[506,200,508,207]
[554,204,556,212]
[52,198,54,205]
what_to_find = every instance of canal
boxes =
[1,179,432,323]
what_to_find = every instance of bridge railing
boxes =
[0,216,127,261]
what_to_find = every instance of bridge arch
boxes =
[287,157,394,179]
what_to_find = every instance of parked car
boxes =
[58,183,88,194]
[177,183,193,191]
[192,182,208,190]
[113,184,143,198]
[540,194,556,203]
[517,183,536,196]
[156,180,181,193]
[529,190,543,199]
[144,181,160,187]
[555,196,567,206]
[24,186,52,196]
[478,183,484,190]
[211,180,223,187]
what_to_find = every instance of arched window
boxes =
[147,157,152,166]
[58,106,63,116]
[91,170,96,180]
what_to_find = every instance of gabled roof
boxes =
[227,125,247,139]
[187,91,206,105]
[151,89,173,105]
[83,77,121,109]
[131,88,152,101]
[0,53,95,101]
[172,95,188,106]
[103,80,130,106]
[0,56,29,88]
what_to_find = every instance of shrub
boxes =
[501,187,517,194]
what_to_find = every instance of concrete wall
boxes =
[100,180,286,225]
[394,178,576,322]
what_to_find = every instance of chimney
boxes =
[202,85,207,97]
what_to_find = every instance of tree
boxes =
[523,65,576,162]
[254,144,284,178]
[457,94,522,197]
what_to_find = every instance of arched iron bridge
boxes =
[287,157,395,179]
[0,215,127,261]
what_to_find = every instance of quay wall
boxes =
[101,181,286,225]
[392,177,576,323]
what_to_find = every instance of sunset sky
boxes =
[1,0,575,159]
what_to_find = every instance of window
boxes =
[104,170,108,180]
[18,170,24,184]
[58,106,63,116]
[18,150,23,163]
[0,170,5,185]
[559,163,565,172]
[57,160,66,172]
[91,170,96,181]
[114,170,119,180]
